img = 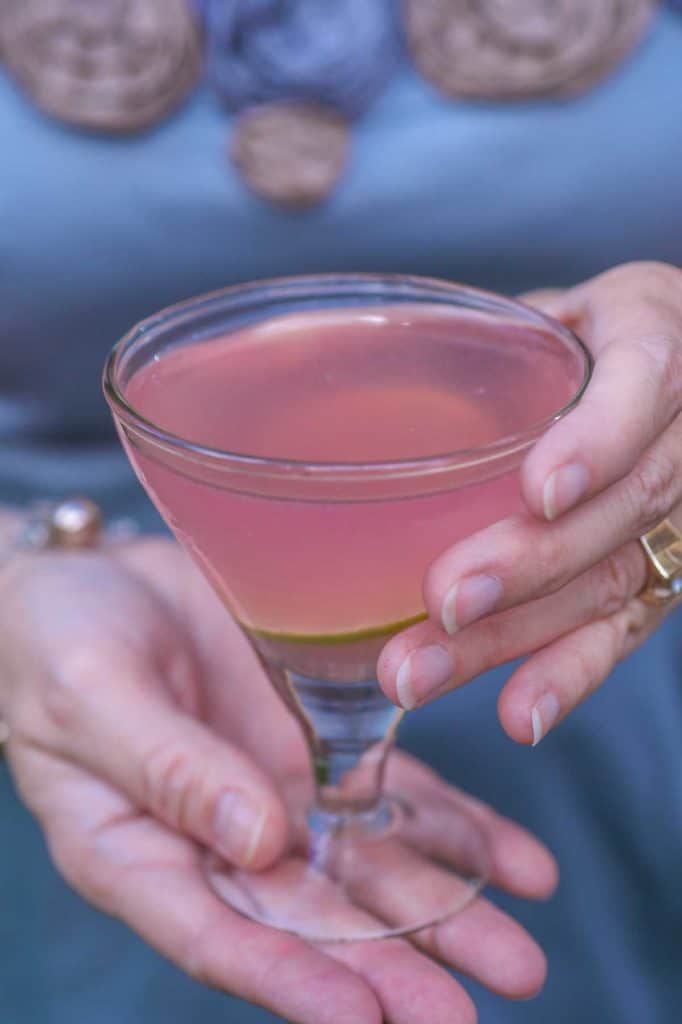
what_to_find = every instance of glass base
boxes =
[203,790,490,943]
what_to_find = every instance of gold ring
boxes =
[638,518,682,606]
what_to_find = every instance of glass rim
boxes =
[103,273,593,482]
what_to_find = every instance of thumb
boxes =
[42,645,289,870]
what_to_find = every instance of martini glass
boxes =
[104,275,591,943]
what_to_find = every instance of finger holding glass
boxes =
[378,262,682,744]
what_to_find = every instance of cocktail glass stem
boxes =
[276,670,403,838]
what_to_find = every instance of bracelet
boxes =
[1,497,138,569]
[0,498,139,752]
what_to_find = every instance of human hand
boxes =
[378,261,682,744]
[1,535,557,1024]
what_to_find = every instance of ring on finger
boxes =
[638,518,682,606]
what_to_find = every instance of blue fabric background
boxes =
[1,8,681,1023]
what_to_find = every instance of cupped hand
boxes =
[0,534,557,1024]
[379,261,682,744]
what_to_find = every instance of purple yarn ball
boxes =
[197,0,403,117]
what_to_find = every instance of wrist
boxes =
[1,498,138,561]
[0,512,20,734]
[0,509,27,571]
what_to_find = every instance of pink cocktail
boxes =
[105,276,590,942]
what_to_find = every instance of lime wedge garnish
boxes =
[246,611,427,646]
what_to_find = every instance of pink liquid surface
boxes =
[124,305,581,673]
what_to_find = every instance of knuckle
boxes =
[470,613,517,675]
[601,615,628,666]
[140,735,208,835]
[535,528,574,595]
[467,515,573,599]
[663,343,682,411]
[597,609,642,676]
[565,647,597,708]
[42,649,103,733]
[496,526,528,578]
[565,626,617,707]
[478,517,573,597]
[164,651,201,715]
[638,332,682,412]
[625,450,677,533]
[621,598,650,640]
[593,549,642,616]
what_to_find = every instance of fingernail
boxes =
[531,693,561,746]
[396,644,454,710]
[441,574,503,635]
[543,462,589,521]
[214,791,267,866]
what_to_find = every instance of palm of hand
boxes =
[3,538,556,1024]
